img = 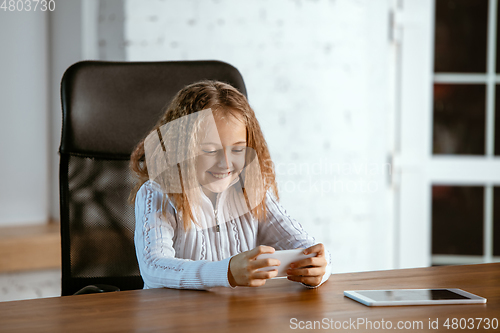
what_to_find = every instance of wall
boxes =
[0,0,399,273]
[0,1,87,226]
[0,10,50,226]
[48,1,86,221]
[97,0,126,61]
[124,0,396,273]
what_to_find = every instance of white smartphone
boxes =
[256,249,316,277]
[344,288,487,306]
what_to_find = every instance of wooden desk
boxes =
[0,264,498,332]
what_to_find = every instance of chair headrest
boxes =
[60,60,247,157]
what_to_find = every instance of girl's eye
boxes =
[202,150,217,154]
[232,148,246,153]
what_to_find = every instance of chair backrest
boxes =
[59,60,247,296]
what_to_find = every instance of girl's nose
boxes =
[217,148,231,170]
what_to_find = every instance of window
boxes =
[431,0,500,265]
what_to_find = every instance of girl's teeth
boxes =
[211,172,229,179]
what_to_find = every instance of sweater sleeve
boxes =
[257,191,332,288]
[134,182,233,290]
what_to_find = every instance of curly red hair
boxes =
[130,80,278,230]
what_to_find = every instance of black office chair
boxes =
[59,60,247,296]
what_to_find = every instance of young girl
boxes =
[130,80,331,290]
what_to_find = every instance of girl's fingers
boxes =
[287,266,324,277]
[288,244,326,268]
[250,258,281,270]
[248,245,275,260]
[287,275,322,287]
[248,279,267,287]
[303,243,325,256]
[290,256,326,270]
[252,269,279,280]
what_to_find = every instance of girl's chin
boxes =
[202,184,229,194]
[201,177,235,193]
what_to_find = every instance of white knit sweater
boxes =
[134,180,332,290]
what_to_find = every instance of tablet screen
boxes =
[356,289,469,302]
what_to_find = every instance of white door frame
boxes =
[392,0,434,268]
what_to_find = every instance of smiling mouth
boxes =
[208,171,232,180]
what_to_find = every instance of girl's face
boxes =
[196,112,247,194]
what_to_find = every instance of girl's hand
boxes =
[286,243,327,287]
[228,245,280,287]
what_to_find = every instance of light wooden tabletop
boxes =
[0,263,498,332]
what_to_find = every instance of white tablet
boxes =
[257,249,316,277]
[344,288,487,306]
